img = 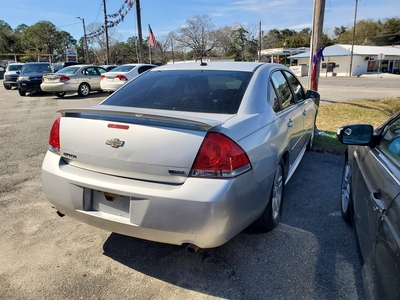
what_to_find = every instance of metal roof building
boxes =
[288,44,400,77]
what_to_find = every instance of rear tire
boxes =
[254,159,285,231]
[341,155,352,224]
[78,83,90,97]
[306,119,316,151]
[18,89,26,96]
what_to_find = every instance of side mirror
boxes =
[337,124,374,145]
[305,90,320,107]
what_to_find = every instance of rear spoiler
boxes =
[57,106,225,131]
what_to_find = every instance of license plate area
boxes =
[89,190,130,218]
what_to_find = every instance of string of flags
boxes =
[85,0,135,39]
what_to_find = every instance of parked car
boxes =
[17,62,53,96]
[337,110,400,299]
[40,64,108,97]
[41,62,319,251]
[3,62,24,89]
[0,64,5,79]
[100,63,156,93]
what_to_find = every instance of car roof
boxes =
[154,62,266,72]
[24,62,51,64]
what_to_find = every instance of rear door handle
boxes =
[371,189,386,216]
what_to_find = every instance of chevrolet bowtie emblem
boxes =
[106,138,125,148]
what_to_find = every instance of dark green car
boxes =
[337,111,400,300]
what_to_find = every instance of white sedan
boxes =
[100,63,156,92]
[42,62,319,251]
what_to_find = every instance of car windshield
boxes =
[8,65,23,71]
[111,65,136,72]
[22,64,52,73]
[102,70,253,114]
[56,66,80,75]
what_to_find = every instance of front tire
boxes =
[78,83,90,97]
[341,155,352,224]
[254,159,285,231]
[18,89,26,96]
[4,85,12,90]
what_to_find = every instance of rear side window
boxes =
[269,81,281,113]
[284,71,305,102]
[270,71,294,109]
[138,65,156,74]
[102,70,253,114]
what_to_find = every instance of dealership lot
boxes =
[1,75,395,299]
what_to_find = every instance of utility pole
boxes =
[136,0,144,63]
[77,17,90,63]
[103,0,110,64]
[349,0,359,77]
[308,0,326,91]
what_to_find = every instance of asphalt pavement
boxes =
[0,75,391,299]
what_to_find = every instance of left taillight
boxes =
[48,117,60,153]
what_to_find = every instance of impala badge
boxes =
[106,138,125,148]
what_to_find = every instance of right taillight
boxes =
[115,75,128,81]
[190,132,251,178]
[48,117,61,153]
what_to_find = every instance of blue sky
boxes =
[1,0,399,42]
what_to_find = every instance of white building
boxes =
[288,44,400,77]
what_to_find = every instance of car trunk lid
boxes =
[57,106,230,184]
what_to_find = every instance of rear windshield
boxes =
[56,66,80,75]
[111,65,136,72]
[102,70,253,114]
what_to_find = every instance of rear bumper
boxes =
[100,82,125,92]
[41,151,270,248]
[40,82,77,93]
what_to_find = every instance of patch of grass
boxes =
[314,97,400,155]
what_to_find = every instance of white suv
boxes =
[3,63,24,90]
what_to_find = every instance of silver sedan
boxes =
[41,64,108,97]
[41,62,319,250]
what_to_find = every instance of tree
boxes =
[22,21,61,55]
[147,33,172,64]
[210,25,237,58]
[86,22,123,64]
[175,14,215,60]
[0,21,13,53]
[227,27,257,61]
[381,17,400,45]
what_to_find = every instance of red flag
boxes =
[148,24,158,47]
